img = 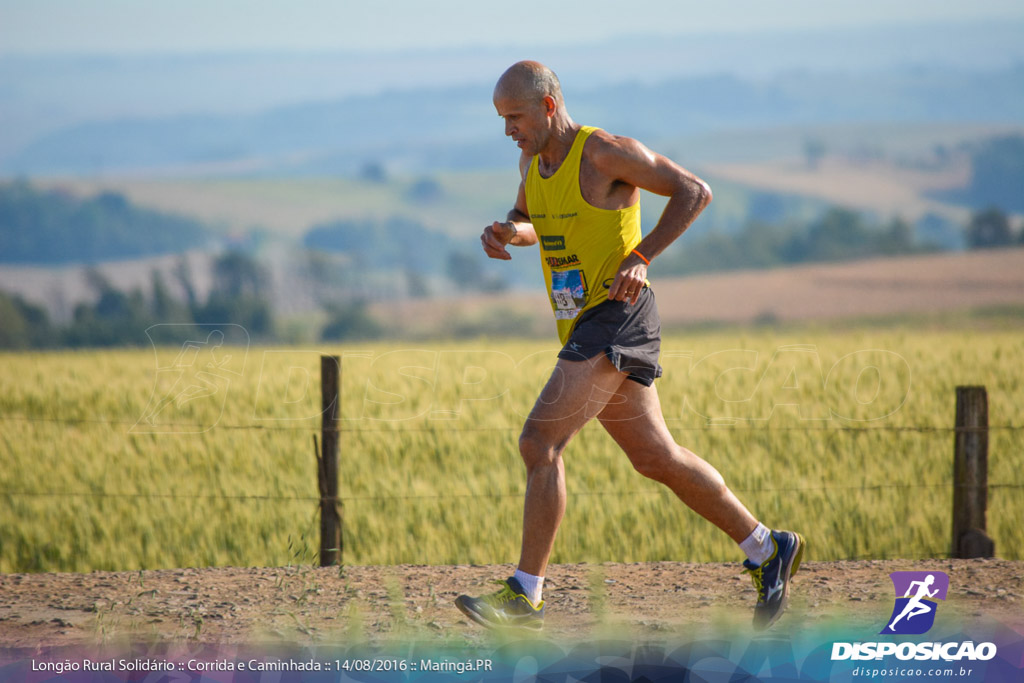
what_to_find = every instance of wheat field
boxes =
[1,328,1022,573]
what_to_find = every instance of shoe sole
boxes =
[454,596,490,628]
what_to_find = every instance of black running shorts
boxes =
[557,286,663,386]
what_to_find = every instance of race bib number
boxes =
[551,269,585,320]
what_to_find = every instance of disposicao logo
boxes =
[831,569,997,664]
[881,571,949,635]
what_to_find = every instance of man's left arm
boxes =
[599,137,712,304]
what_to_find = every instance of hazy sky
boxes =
[3,0,1023,54]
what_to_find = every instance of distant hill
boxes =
[937,134,1024,213]
[0,181,211,264]
[6,65,1024,176]
[3,18,1023,161]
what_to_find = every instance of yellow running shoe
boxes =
[455,577,545,630]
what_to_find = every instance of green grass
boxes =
[1,328,1022,573]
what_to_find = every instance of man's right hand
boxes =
[481,221,515,260]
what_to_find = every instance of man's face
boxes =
[493,93,551,156]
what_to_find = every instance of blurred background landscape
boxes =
[1,1,1023,346]
[2,1,1024,577]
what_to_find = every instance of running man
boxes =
[454,61,804,631]
[888,574,939,631]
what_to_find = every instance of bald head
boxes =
[494,61,564,106]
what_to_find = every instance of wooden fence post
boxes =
[319,355,342,566]
[952,386,994,559]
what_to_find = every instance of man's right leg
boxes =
[455,354,629,629]
[516,354,629,577]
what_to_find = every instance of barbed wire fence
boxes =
[2,368,1021,568]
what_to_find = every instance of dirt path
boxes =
[1,560,1021,647]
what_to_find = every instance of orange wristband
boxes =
[631,248,650,265]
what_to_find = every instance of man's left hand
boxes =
[607,253,648,305]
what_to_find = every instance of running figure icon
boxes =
[888,574,939,631]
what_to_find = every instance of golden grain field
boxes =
[1,328,1022,573]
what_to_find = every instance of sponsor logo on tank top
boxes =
[546,254,581,269]
[541,235,566,251]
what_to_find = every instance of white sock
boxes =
[512,569,544,605]
[740,523,774,566]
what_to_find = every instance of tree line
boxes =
[656,205,1024,277]
[3,202,1020,350]
[1,178,1022,349]
[0,253,273,349]
[0,181,209,264]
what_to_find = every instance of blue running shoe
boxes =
[455,577,545,630]
[744,530,805,630]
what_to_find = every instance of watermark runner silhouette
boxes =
[132,324,249,434]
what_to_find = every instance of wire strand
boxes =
[2,482,1021,503]
[2,413,1022,434]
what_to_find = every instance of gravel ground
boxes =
[0,559,1021,647]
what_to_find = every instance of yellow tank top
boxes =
[525,125,643,344]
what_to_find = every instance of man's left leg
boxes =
[597,377,804,629]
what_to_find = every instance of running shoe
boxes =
[744,530,805,630]
[455,577,545,630]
